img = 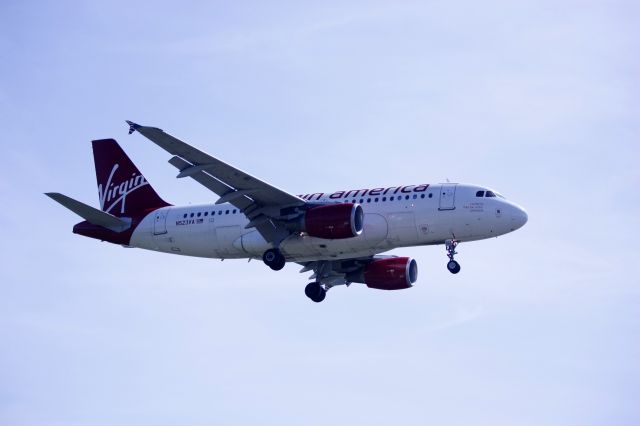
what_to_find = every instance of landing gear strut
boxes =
[445,239,461,274]
[305,282,326,303]
[263,248,286,271]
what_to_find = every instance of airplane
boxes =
[46,121,528,303]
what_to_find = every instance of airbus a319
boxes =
[47,121,528,303]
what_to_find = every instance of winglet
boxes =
[126,120,141,135]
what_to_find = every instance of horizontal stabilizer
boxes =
[45,193,131,232]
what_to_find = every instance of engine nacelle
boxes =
[303,203,364,239]
[346,257,418,290]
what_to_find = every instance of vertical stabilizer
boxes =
[92,139,169,217]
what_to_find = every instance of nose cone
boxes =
[510,205,528,231]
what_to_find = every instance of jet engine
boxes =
[302,203,364,239]
[346,257,418,290]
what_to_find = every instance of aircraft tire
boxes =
[305,282,326,302]
[270,256,286,271]
[447,260,461,274]
[263,248,285,271]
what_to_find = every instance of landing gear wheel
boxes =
[445,239,461,274]
[272,256,285,271]
[447,260,461,274]
[263,248,286,271]
[305,282,326,303]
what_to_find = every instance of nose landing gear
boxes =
[263,248,286,271]
[445,239,461,274]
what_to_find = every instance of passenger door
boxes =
[438,184,457,210]
[153,208,169,235]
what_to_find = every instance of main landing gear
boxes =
[445,239,461,274]
[263,248,286,271]
[305,282,327,303]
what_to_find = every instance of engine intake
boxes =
[346,257,418,290]
[303,203,364,239]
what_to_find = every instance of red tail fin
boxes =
[93,139,169,217]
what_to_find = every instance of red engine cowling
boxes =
[347,257,418,290]
[304,203,364,239]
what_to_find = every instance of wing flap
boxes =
[167,155,289,243]
[167,156,254,211]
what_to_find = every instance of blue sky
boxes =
[1,1,639,425]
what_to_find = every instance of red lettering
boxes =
[344,189,369,198]
[298,184,431,201]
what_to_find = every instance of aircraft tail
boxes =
[93,139,169,217]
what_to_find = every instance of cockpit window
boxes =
[476,190,485,197]
[485,191,496,197]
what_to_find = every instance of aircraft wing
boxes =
[126,121,306,243]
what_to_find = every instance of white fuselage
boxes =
[130,183,528,262]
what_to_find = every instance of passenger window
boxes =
[375,198,379,202]
[367,198,371,203]
[183,213,187,218]
[382,197,386,202]
[352,199,356,203]
[429,193,433,198]
[359,199,364,204]
[420,194,425,199]
[225,210,230,214]
[413,194,417,199]
[204,212,208,216]
[476,190,485,197]
[405,195,410,200]
[197,212,201,217]
[190,213,194,218]
[233,209,237,214]
[486,191,496,197]
[218,211,222,215]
